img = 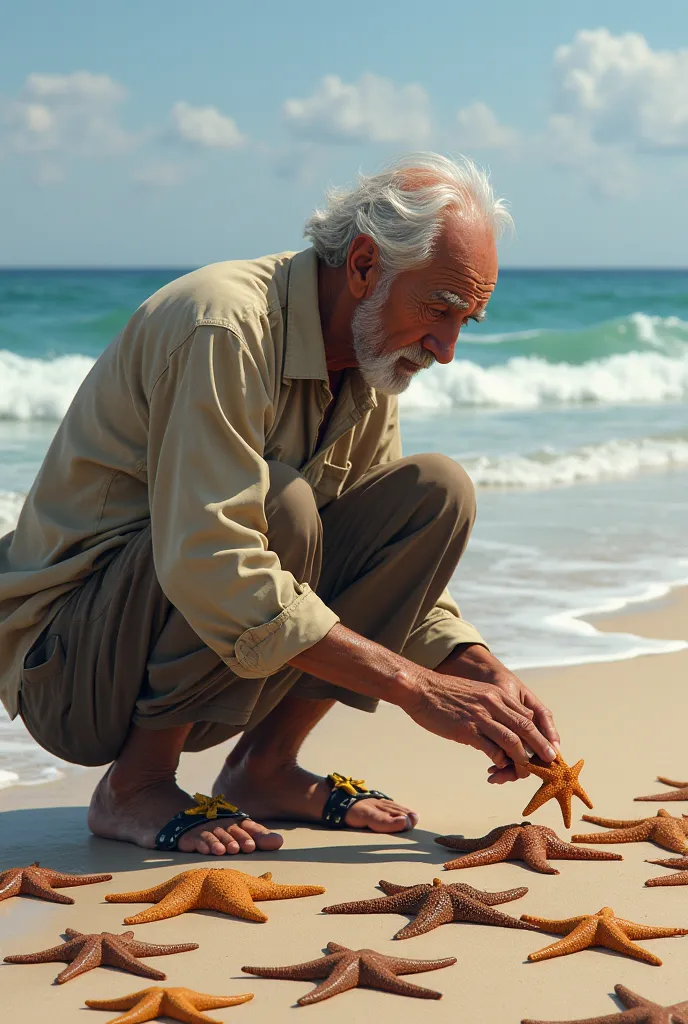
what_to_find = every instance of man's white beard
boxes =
[351,271,435,395]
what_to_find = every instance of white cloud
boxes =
[4,71,131,154]
[550,29,688,153]
[133,163,184,187]
[283,73,431,145]
[456,101,519,150]
[170,101,245,149]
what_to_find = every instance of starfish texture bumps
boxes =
[645,856,688,888]
[521,906,688,966]
[573,810,688,854]
[523,753,593,829]
[105,868,325,924]
[636,776,688,802]
[3,928,199,984]
[435,821,622,874]
[522,984,688,1024]
[322,877,538,939]
[84,986,253,1024]
[242,942,457,1003]
[0,862,112,905]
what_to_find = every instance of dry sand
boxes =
[1,589,687,1022]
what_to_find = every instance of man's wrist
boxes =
[437,642,507,684]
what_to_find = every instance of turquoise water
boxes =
[0,266,687,787]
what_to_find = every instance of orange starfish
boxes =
[0,862,112,905]
[105,868,325,924]
[645,856,688,887]
[521,906,688,966]
[573,810,688,854]
[636,776,688,802]
[522,983,688,1024]
[84,986,252,1023]
[522,754,593,829]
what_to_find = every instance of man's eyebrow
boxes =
[431,290,488,321]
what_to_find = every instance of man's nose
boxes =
[422,327,459,365]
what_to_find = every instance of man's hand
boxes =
[394,667,558,778]
[436,643,560,784]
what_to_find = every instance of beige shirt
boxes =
[0,247,484,719]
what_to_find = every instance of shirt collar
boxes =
[283,247,329,383]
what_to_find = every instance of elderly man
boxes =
[0,152,559,856]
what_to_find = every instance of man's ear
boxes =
[346,234,381,299]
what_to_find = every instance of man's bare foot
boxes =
[87,766,283,856]
[212,757,419,834]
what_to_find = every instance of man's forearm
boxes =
[288,622,419,709]
[437,642,509,683]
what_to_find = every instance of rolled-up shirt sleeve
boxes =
[371,400,488,667]
[147,323,339,679]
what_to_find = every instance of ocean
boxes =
[1,266,687,790]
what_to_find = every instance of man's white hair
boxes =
[304,152,513,273]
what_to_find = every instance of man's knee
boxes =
[407,452,476,526]
[265,460,321,582]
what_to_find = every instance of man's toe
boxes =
[241,818,284,851]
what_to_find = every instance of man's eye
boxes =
[427,306,446,320]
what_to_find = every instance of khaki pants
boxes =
[19,454,476,766]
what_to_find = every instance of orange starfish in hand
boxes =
[85,986,252,1024]
[522,906,688,966]
[522,754,593,829]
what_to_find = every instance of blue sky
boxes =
[1,1,688,266]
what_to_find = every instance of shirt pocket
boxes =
[21,633,66,685]
[314,458,352,506]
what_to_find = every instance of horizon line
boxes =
[1,264,687,273]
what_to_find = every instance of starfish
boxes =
[84,986,253,1023]
[3,928,199,984]
[521,906,688,966]
[322,877,538,939]
[573,810,688,854]
[645,856,688,888]
[105,868,325,924]
[242,941,456,1003]
[435,821,622,874]
[636,776,688,802]
[522,983,688,1023]
[0,862,112,905]
[522,753,593,829]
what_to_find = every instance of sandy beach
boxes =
[1,589,686,1022]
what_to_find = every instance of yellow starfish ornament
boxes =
[523,753,593,829]
[522,906,688,966]
[105,868,325,924]
[85,986,252,1024]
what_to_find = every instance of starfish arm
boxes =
[648,856,688,867]
[359,963,442,1000]
[121,892,200,925]
[168,992,244,1024]
[242,955,338,980]
[241,873,325,902]
[0,872,23,902]
[101,944,167,981]
[654,825,688,853]
[442,840,517,870]
[580,815,645,829]
[323,890,422,917]
[192,994,254,1011]
[202,874,267,922]
[105,873,198,905]
[556,791,574,830]
[4,938,81,965]
[298,957,360,1005]
[84,990,160,1011]
[635,791,688,802]
[377,880,411,895]
[521,1012,646,1024]
[523,783,559,817]
[527,921,599,962]
[571,825,652,845]
[57,941,112,984]
[521,914,590,934]
[572,782,594,811]
[45,870,113,888]
[596,921,663,966]
[21,876,76,904]
[544,836,622,862]
[461,884,529,906]
[125,940,199,957]
[645,871,688,886]
[657,777,688,788]
[386,954,457,976]
[435,825,511,851]
[452,894,536,931]
[395,891,454,938]
[614,919,688,940]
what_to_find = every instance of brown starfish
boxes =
[435,821,622,874]
[105,868,325,924]
[4,928,199,984]
[84,986,253,1023]
[322,877,537,939]
[522,906,688,966]
[645,856,688,888]
[573,810,688,854]
[522,984,688,1023]
[0,862,112,905]
[636,776,688,802]
[522,753,593,829]
[242,942,456,1003]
